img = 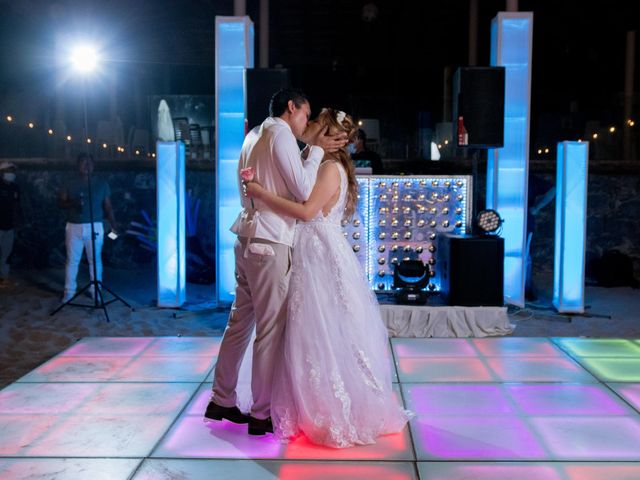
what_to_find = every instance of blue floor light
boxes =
[215,16,254,303]
[488,12,533,307]
[157,141,186,307]
[554,141,589,313]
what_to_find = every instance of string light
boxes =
[48,129,54,135]
[592,133,598,139]
[609,126,616,133]
[66,135,72,141]
[102,143,108,149]
[6,115,12,122]
[86,138,92,144]
[544,147,549,154]
[28,122,34,129]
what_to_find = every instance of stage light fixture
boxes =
[70,45,99,73]
[475,209,503,234]
[393,259,430,304]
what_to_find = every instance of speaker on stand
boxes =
[452,66,505,228]
[442,68,506,306]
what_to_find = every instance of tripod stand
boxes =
[50,85,131,322]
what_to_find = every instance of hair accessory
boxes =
[336,110,346,123]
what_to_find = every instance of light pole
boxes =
[50,44,131,322]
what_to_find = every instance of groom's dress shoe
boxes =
[248,416,274,435]
[204,400,250,424]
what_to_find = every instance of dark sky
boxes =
[0,0,637,147]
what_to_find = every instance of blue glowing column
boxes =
[157,141,186,307]
[215,16,254,303]
[554,141,589,313]
[488,12,533,307]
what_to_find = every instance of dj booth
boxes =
[349,175,510,337]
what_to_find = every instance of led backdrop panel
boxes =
[488,12,533,307]
[157,141,186,307]
[553,141,589,313]
[215,16,254,303]
[366,176,471,292]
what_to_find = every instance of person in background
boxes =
[349,128,383,174]
[0,162,21,287]
[57,153,118,302]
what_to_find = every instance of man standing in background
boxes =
[0,162,21,287]
[57,153,118,302]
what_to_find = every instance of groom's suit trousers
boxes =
[212,236,291,420]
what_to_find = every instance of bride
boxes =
[246,108,411,448]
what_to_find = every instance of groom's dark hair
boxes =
[269,88,309,117]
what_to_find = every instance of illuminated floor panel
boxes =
[397,357,496,382]
[2,336,640,475]
[418,462,640,480]
[573,357,640,382]
[111,355,215,382]
[134,459,418,480]
[471,337,564,357]
[0,459,141,480]
[392,338,477,358]
[530,416,640,459]
[410,414,546,460]
[608,383,640,412]
[142,336,222,356]
[486,356,597,382]
[553,338,640,357]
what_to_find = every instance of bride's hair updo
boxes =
[316,108,359,220]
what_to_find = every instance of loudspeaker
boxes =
[452,66,505,148]
[246,68,291,130]
[439,234,504,306]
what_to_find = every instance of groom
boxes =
[205,89,347,435]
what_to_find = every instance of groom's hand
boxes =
[312,127,348,153]
[245,181,263,199]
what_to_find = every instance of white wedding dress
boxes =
[271,162,412,448]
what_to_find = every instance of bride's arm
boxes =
[246,162,340,222]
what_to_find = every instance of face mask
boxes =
[347,143,357,155]
[2,173,15,182]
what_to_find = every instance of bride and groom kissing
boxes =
[204,88,411,448]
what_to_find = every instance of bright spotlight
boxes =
[70,45,99,73]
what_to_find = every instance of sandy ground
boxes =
[1,266,639,390]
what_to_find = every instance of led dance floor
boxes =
[1,336,640,479]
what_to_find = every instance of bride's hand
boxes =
[245,181,263,199]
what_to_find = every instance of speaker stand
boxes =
[522,302,611,323]
[470,148,481,230]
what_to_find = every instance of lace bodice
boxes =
[305,161,348,225]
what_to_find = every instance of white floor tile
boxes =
[134,459,418,480]
[0,459,141,480]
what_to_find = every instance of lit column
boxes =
[488,12,533,307]
[554,141,589,313]
[157,141,186,307]
[215,16,254,303]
